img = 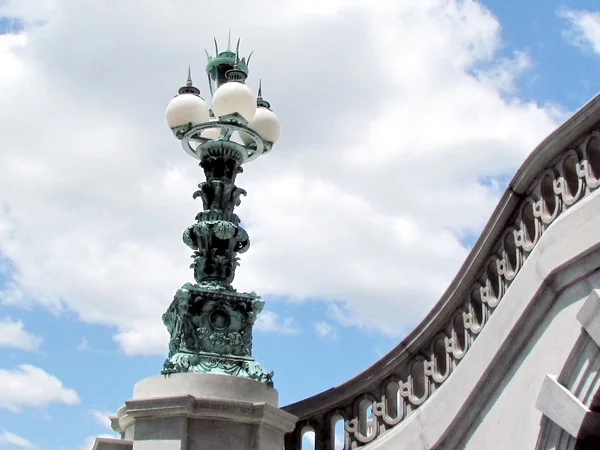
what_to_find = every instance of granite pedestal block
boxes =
[92,373,297,450]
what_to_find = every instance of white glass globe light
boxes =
[165,94,210,129]
[241,107,281,144]
[201,119,221,140]
[212,82,257,121]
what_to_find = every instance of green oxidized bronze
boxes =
[162,147,273,385]
[205,35,251,96]
[162,37,276,386]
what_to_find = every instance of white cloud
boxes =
[77,338,89,351]
[0,364,80,412]
[112,322,170,356]
[0,0,560,353]
[89,410,113,431]
[0,317,41,351]
[314,321,337,340]
[254,311,300,335]
[0,430,35,449]
[78,437,95,450]
[559,8,600,54]
[0,34,26,84]
[303,430,315,447]
[474,50,532,94]
[334,429,344,450]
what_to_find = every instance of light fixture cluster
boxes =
[165,38,280,164]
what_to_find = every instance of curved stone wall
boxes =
[282,94,600,450]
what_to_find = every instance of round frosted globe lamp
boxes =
[241,108,281,144]
[166,94,210,129]
[201,119,221,140]
[212,82,257,121]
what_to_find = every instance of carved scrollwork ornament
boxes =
[372,396,404,427]
[345,417,378,445]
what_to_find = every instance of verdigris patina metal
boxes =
[162,37,280,386]
[162,149,272,384]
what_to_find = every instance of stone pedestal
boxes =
[92,373,297,450]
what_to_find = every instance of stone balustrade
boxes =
[281,95,600,450]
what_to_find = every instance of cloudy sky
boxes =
[0,0,599,448]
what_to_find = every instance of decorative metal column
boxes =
[162,37,280,386]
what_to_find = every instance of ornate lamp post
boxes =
[93,37,296,450]
[162,37,280,386]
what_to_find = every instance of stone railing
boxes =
[281,94,600,450]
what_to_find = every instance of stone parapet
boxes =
[282,93,600,450]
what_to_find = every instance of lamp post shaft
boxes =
[186,149,248,287]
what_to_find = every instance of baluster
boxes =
[314,419,333,450]
[284,425,303,450]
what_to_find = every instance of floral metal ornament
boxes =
[163,36,280,386]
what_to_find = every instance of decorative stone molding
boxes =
[282,96,600,450]
[577,290,600,347]
[535,374,600,440]
[535,290,600,449]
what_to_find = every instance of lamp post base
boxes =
[92,373,297,450]
[162,284,274,386]
[162,352,274,386]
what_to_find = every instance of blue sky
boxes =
[0,1,599,449]
[485,0,600,106]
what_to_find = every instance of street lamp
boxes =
[161,37,280,386]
